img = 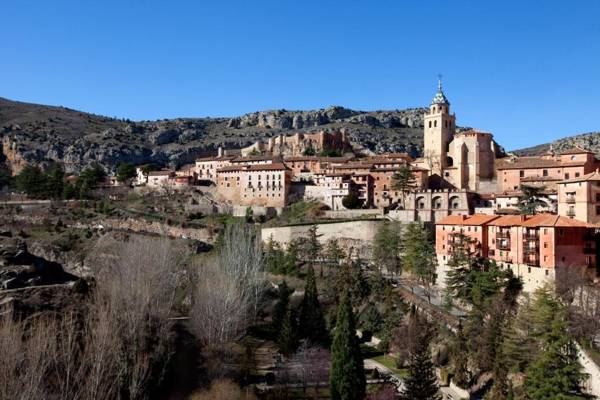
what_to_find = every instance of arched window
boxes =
[429,121,432,128]
[434,120,438,127]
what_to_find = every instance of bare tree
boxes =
[190,223,266,347]
[0,316,53,400]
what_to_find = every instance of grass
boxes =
[361,344,408,377]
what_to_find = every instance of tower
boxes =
[423,78,456,175]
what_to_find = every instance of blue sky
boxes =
[2,0,599,150]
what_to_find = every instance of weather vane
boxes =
[437,74,443,91]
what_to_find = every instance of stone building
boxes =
[216,163,292,208]
[388,189,473,223]
[418,80,498,191]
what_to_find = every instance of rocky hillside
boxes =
[513,131,600,156]
[0,97,428,173]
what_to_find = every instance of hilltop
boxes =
[513,131,600,156]
[0,97,427,173]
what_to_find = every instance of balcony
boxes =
[565,196,576,204]
[567,209,576,217]
[497,242,511,251]
[525,258,540,267]
[523,231,539,240]
[496,231,510,239]
[523,245,539,254]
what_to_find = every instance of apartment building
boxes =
[558,170,600,224]
[435,214,597,292]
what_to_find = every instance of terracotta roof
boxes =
[560,170,600,184]
[519,214,592,228]
[496,156,588,170]
[283,156,319,162]
[560,147,595,155]
[488,215,527,226]
[436,214,499,226]
[334,163,373,170]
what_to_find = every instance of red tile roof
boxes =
[436,214,499,226]
[496,156,588,170]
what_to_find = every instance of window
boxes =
[428,121,432,128]
[434,120,437,127]
[544,256,547,262]
[596,205,600,215]
[543,169,548,177]
[596,193,600,202]
[565,173,570,179]
[519,170,524,177]
[575,172,580,177]
[543,228,548,234]
[544,242,547,248]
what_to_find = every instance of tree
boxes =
[44,163,65,199]
[15,164,46,198]
[272,281,292,333]
[264,236,286,274]
[326,239,346,266]
[342,192,363,209]
[116,163,136,183]
[400,318,440,400]
[524,306,587,399]
[452,322,470,387]
[392,164,417,209]
[372,221,402,275]
[329,292,366,400]
[403,222,437,300]
[277,304,299,355]
[298,265,329,346]
[517,184,549,215]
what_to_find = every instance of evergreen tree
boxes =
[264,235,286,274]
[403,222,437,299]
[326,239,345,266]
[44,163,65,199]
[452,322,470,387]
[329,292,366,400]
[298,265,329,346]
[15,164,46,198]
[272,281,292,333]
[277,303,299,355]
[392,164,417,209]
[517,184,549,215]
[116,163,136,183]
[361,302,383,335]
[524,307,587,399]
[400,328,440,400]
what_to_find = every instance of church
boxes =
[416,80,500,192]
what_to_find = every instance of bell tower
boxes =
[423,77,456,175]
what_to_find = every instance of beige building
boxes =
[418,80,497,191]
[216,163,292,208]
[558,170,600,223]
[388,189,473,223]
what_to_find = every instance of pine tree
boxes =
[329,292,366,400]
[517,184,549,215]
[524,305,587,399]
[372,221,402,275]
[277,303,298,355]
[403,222,437,300]
[298,265,329,346]
[400,329,440,400]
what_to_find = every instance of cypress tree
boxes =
[329,292,365,400]
[277,303,298,355]
[452,322,470,387]
[400,330,440,400]
[298,265,329,346]
[272,281,292,333]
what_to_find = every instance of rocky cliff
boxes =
[513,131,600,156]
[0,97,428,173]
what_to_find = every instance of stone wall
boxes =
[77,218,213,242]
[261,220,382,255]
[321,209,384,219]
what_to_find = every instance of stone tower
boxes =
[423,78,456,175]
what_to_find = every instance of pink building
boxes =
[435,213,597,292]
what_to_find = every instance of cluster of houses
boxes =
[128,80,600,291]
